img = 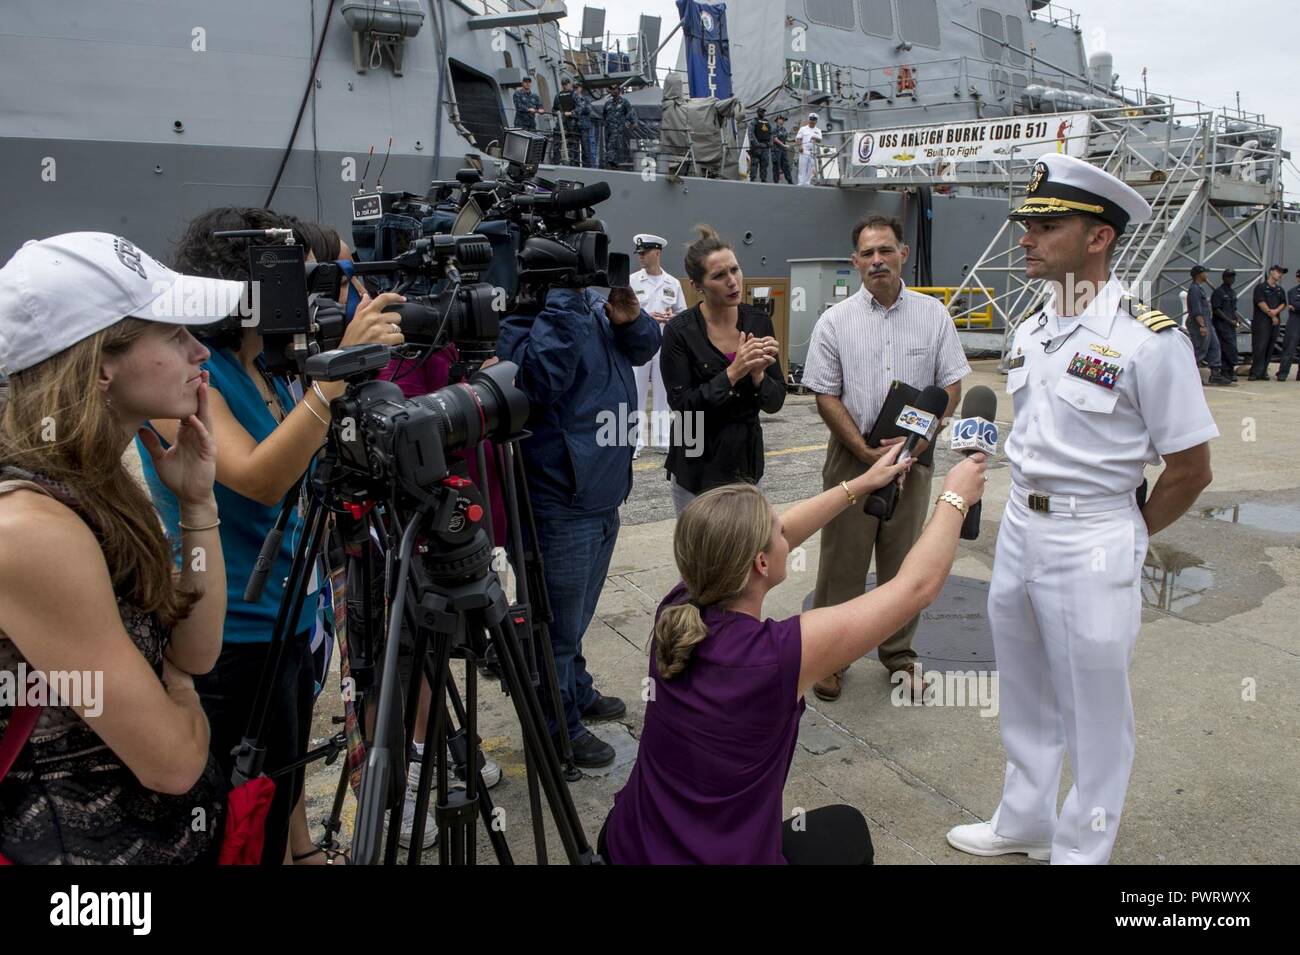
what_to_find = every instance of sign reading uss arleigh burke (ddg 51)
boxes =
[853,113,1091,167]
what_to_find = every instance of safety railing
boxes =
[911,287,996,328]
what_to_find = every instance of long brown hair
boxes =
[654,483,773,679]
[0,319,197,627]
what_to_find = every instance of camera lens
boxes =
[408,360,528,452]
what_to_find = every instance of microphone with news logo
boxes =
[948,384,999,540]
[863,384,950,521]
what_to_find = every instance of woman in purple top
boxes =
[602,442,989,864]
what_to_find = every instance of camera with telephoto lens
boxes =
[303,343,528,502]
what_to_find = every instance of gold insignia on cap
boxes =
[1027,161,1047,195]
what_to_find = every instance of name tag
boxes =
[1067,352,1122,390]
[1007,354,1026,369]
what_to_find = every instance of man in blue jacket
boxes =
[497,284,661,767]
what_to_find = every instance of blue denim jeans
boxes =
[582,128,599,168]
[1189,317,1221,369]
[532,510,620,740]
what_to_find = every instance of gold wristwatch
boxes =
[937,490,968,517]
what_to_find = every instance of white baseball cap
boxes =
[0,232,246,375]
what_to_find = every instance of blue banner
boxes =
[676,0,732,99]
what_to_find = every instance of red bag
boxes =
[217,775,277,865]
[0,704,42,866]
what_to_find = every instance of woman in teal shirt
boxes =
[141,207,403,864]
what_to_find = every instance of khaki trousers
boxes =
[812,436,933,672]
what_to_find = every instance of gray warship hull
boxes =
[1,0,1295,358]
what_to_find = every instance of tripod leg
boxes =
[485,611,594,863]
[441,665,515,864]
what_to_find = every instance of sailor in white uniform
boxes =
[947,154,1218,864]
[629,233,685,457]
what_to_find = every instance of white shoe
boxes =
[946,822,1051,860]
[399,761,438,850]
[452,753,502,790]
[633,447,642,460]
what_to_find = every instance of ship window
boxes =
[858,0,893,38]
[898,0,940,48]
[978,9,1006,62]
[448,59,506,152]
[1006,16,1026,65]
[806,0,856,31]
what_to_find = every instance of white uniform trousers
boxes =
[987,492,1149,864]
[798,153,815,185]
[632,348,670,450]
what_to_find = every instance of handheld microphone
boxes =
[864,384,950,521]
[949,385,999,540]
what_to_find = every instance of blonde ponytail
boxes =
[653,483,774,680]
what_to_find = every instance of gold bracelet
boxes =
[179,518,221,532]
[937,490,968,517]
[840,480,857,506]
[303,398,329,426]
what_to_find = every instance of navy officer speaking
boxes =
[947,154,1218,865]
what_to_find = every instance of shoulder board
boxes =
[1123,298,1178,333]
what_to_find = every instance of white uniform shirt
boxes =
[1004,277,1219,497]
[802,282,971,433]
[795,125,823,156]
[630,268,684,320]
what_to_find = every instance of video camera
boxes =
[350,129,629,312]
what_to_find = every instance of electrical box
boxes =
[787,258,861,371]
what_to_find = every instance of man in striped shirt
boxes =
[802,214,971,702]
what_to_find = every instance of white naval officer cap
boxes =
[633,233,666,252]
[808,112,819,120]
[1009,153,1151,233]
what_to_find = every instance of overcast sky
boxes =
[559,0,1298,195]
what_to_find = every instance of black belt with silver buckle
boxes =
[1028,493,1051,512]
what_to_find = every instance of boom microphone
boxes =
[864,384,950,521]
[949,385,999,540]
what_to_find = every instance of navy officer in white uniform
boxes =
[947,153,1218,864]
[629,233,685,457]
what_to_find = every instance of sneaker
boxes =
[946,822,1050,860]
[567,730,616,768]
[451,752,503,789]
[399,761,438,850]
[581,692,626,721]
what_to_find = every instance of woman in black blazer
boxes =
[660,226,786,514]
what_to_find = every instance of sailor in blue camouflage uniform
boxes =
[947,153,1217,865]
[772,114,794,184]
[601,86,636,169]
[513,76,543,130]
[551,77,580,165]
[573,81,598,168]
[748,107,773,182]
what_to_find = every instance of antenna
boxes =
[376,137,395,191]
[359,145,375,194]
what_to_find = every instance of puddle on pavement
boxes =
[1142,543,1213,614]
[1200,502,1300,534]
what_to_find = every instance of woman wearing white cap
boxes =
[0,232,240,863]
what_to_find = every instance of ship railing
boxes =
[556,26,652,86]
[910,288,997,328]
[1026,2,1081,32]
